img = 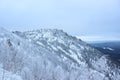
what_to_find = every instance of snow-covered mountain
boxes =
[0,28,120,80]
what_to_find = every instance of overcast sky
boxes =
[0,0,120,41]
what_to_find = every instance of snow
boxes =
[57,46,69,55]
[57,39,65,44]
[51,45,58,51]
[0,28,119,80]
[36,41,44,46]
[0,67,22,80]
[103,47,114,51]
[69,50,84,65]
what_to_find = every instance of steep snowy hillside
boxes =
[0,28,120,80]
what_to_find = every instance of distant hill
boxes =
[89,41,120,63]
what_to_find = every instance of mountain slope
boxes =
[0,28,120,80]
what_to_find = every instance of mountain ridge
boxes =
[0,28,120,80]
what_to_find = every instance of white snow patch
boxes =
[51,45,58,51]
[36,41,44,46]
[103,47,114,51]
